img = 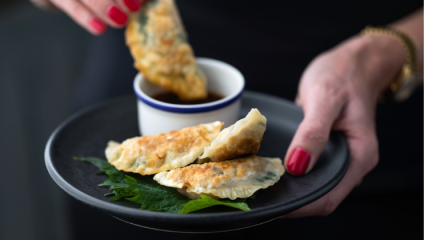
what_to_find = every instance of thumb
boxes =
[284,95,345,176]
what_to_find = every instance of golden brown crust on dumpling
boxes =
[106,122,223,175]
[125,0,207,100]
[154,156,285,199]
[167,157,264,184]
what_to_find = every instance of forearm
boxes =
[331,8,424,97]
[391,8,423,71]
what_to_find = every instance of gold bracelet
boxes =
[361,25,422,102]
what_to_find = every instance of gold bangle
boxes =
[360,25,422,102]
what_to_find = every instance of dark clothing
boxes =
[71,1,423,239]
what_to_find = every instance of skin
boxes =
[31,0,147,35]
[32,0,422,217]
[283,9,423,217]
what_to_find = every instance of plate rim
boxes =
[45,90,349,227]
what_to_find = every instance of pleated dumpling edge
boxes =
[154,156,285,200]
[125,0,207,100]
[105,121,223,175]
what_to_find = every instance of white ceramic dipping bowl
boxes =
[133,58,245,136]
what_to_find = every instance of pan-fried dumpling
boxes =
[126,0,207,100]
[198,108,267,163]
[105,121,223,175]
[154,156,285,200]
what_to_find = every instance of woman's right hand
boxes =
[30,0,144,35]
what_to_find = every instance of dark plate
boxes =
[45,90,349,233]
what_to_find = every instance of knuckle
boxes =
[320,198,338,216]
[357,136,380,174]
[355,178,363,187]
[83,0,108,13]
[370,150,379,169]
[300,122,329,145]
[49,0,61,7]
[71,3,86,18]
[83,0,98,7]
[312,77,349,102]
[321,79,340,93]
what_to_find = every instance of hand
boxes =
[30,0,145,35]
[282,35,406,217]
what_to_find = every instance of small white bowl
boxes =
[133,58,245,136]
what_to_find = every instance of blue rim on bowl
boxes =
[133,58,245,114]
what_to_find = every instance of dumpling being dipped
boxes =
[198,108,267,163]
[105,121,223,175]
[154,156,285,200]
[125,0,207,100]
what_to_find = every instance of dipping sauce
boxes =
[151,92,224,105]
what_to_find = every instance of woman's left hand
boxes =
[282,34,405,217]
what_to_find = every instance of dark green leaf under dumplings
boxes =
[74,157,250,213]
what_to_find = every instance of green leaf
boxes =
[74,157,111,171]
[74,157,126,186]
[180,195,250,214]
[123,175,189,213]
[74,157,251,214]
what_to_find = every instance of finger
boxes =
[284,100,379,217]
[335,99,379,175]
[294,94,302,107]
[284,130,378,217]
[284,158,358,217]
[51,0,107,35]
[30,0,60,11]
[80,0,131,28]
[118,0,143,12]
[284,84,347,176]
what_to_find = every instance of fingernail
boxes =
[107,6,128,25]
[90,18,106,33]
[124,0,142,12]
[287,148,310,176]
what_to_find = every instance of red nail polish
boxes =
[107,6,128,25]
[90,18,106,33]
[124,0,141,12]
[287,148,311,176]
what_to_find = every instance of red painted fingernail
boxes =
[107,6,128,25]
[287,148,310,176]
[124,0,142,12]
[90,18,106,34]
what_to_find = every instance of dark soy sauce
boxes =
[151,92,224,105]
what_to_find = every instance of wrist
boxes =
[342,34,406,96]
[390,9,423,72]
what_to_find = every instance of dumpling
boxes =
[154,156,285,200]
[198,108,267,163]
[126,0,207,100]
[105,121,223,175]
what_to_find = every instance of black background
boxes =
[71,1,423,239]
[0,0,422,239]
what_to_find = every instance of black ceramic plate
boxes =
[45,91,349,233]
